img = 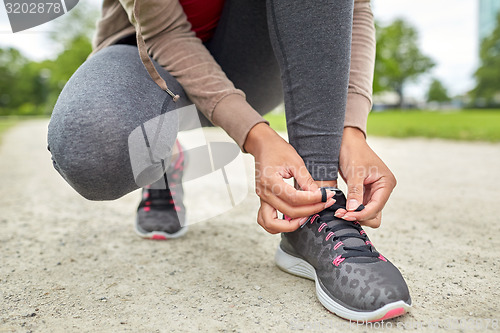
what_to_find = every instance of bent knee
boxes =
[49,149,137,201]
[48,127,137,201]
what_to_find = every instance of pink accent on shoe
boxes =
[169,199,175,204]
[174,206,181,212]
[143,207,151,212]
[145,201,151,206]
[332,255,345,267]
[151,234,167,240]
[318,223,327,232]
[173,140,185,170]
[310,214,319,224]
[143,192,150,199]
[172,174,179,179]
[369,307,406,322]
[325,232,334,241]
[378,254,387,262]
[333,241,344,250]
[365,241,373,246]
[283,215,292,221]
[360,230,366,235]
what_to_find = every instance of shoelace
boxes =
[302,204,381,261]
[140,140,185,211]
[141,186,181,212]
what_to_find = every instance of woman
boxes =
[47,0,411,322]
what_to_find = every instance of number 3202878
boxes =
[5,2,62,14]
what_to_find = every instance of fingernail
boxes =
[342,214,355,221]
[347,199,359,211]
[324,198,336,208]
[334,212,342,217]
[299,217,308,226]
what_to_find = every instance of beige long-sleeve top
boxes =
[92,0,375,150]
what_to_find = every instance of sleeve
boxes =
[118,0,267,149]
[344,0,376,136]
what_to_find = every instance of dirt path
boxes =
[1,120,499,332]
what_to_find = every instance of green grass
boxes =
[265,109,500,142]
[263,112,288,132]
[367,110,500,142]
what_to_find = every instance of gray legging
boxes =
[47,0,353,200]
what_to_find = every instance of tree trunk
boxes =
[396,83,404,109]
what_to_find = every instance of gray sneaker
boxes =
[275,188,411,322]
[135,141,188,240]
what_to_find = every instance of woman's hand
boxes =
[336,127,397,228]
[244,123,336,234]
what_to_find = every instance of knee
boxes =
[48,141,135,201]
[47,113,137,202]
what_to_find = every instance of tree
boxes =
[472,13,500,106]
[48,1,99,52]
[40,2,98,114]
[46,1,98,95]
[0,48,50,115]
[0,2,99,115]
[427,78,450,103]
[374,19,435,107]
[0,48,28,112]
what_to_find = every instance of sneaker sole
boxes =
[134,216,188,240]
[275,246,411,322]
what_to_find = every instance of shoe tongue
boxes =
[319,188,365,248]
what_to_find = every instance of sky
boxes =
[0,0,479,99]
[371,0,478,99]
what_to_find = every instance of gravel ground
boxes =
[0,119,499,332]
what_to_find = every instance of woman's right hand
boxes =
[244,123,336,234]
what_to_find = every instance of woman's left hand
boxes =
[335,127,397,228]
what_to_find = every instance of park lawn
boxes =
[367,110,500,142]
[264,109,500,142]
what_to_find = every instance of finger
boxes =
[257,200,308,234]
[334,208,348,218]
[264,180,335,206]
[342,184,392,222]
[260,191,336,219]
[346,176,365,212]
[359,212,382,228]
[292,164,320,192]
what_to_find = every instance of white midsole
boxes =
[275,246,411,322]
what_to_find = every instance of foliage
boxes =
[0,48,48,115]
[0,3,98,116]
[374,19,435,106]
[427,78,450,103]
[48,2,98,51]
[471,13,500,106]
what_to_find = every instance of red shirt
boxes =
[178,0,226,42]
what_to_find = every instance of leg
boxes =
[205,0,283,115]
[47,45,190,201]
[267,1,412,321]
[267,0,353,181]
